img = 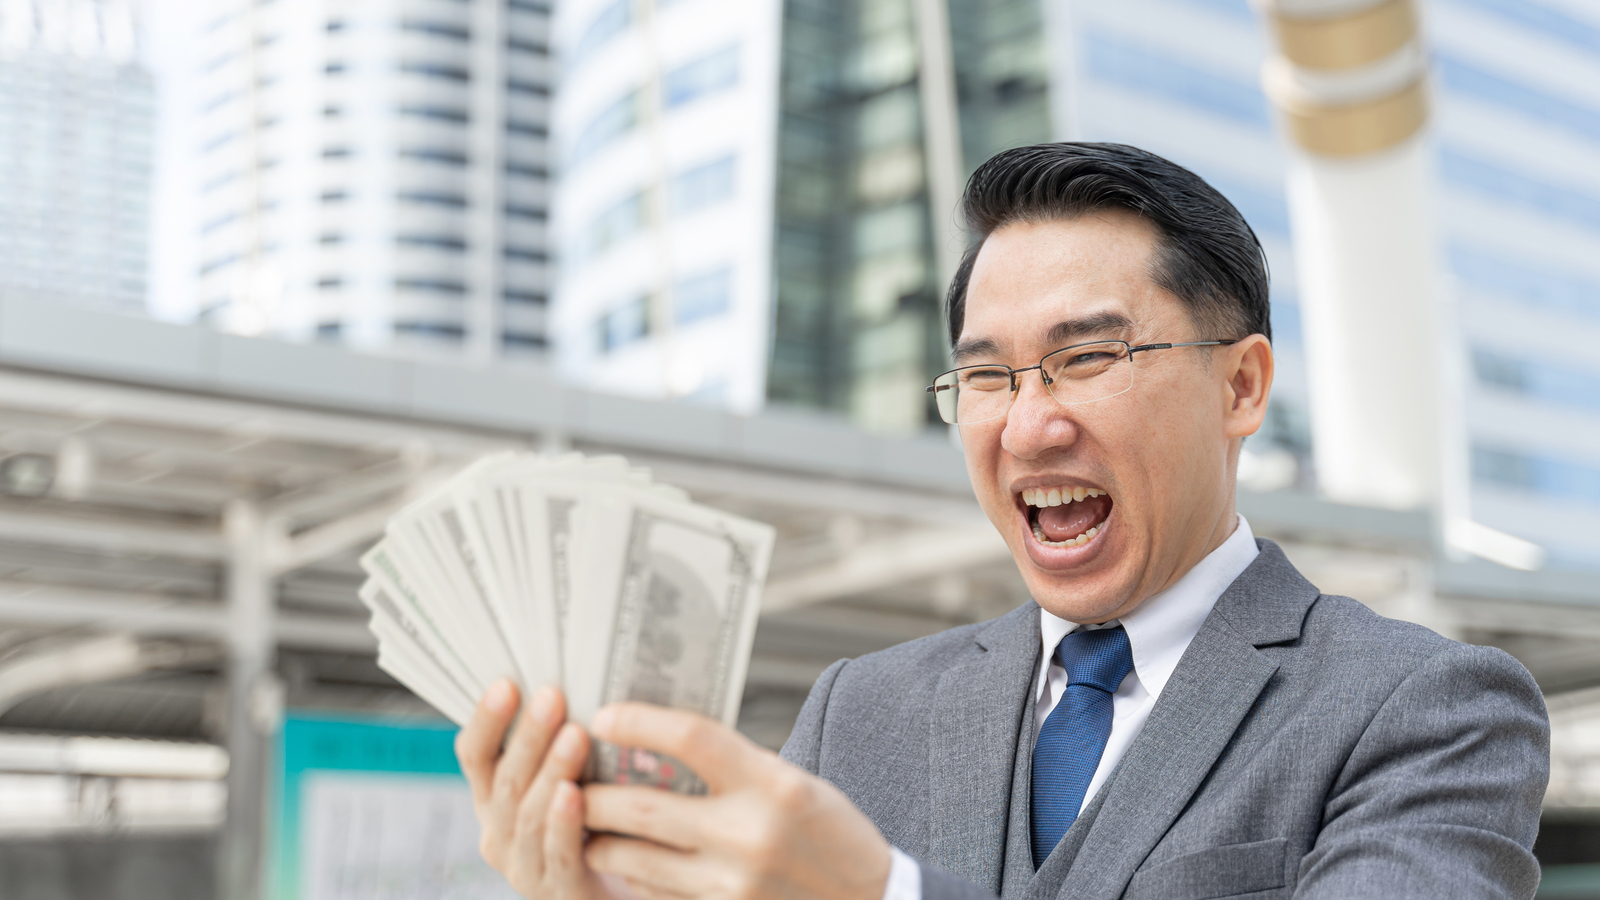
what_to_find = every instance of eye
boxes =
[959,368,1012,389]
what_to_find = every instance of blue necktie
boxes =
[1030,625,1135,868]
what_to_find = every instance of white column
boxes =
[218,498,281,900]
[1257,0,1459,512]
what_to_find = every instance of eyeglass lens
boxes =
[930,341,1134,425]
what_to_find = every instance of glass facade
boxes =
[769,0,1051,434]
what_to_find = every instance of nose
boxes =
[1000,369,1080,460]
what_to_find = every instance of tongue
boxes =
[1038,496,1110,542]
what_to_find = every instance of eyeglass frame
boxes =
[925,339,1240,425]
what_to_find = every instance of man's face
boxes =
[956,212,1262,623]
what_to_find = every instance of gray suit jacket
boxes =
[779,540,1549,900]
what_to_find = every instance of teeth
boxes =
[1030,521,1103,547]
[1020,486,1108,508]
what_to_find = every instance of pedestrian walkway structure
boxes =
[0,294,1594,896]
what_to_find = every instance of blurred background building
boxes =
[2,0,1600,897]
[0,0,153,314]
[186,0,554,360]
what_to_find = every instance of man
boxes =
[455,143,1549,900]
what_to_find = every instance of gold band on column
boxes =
[1269,0,1417,70]
[1266,74,1428,156]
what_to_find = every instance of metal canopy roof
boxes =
[0,293,1596,851]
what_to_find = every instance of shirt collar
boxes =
[1037,516,1260,701]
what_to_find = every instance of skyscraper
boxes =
[0,0,154,314]
[190,0,554,360]
[551,0,781,412]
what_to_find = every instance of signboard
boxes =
[269,713,519,900]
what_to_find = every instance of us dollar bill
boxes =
[586,505,771,794]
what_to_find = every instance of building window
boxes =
[506,162,548,179]
[315,321,343,339]
[321,189,349,203]
[317,277,343,289]
[503,332,548,349]
[401,148,469,166]
[505,290,547,305]
[1474,445,1600,508]
[508,38,549,56]
[507,79,549,97]
[573,0,630,67]
[507,120,547,137]
[395,278,467,294]
[321,147,352,158]
[399,191,468,208]
[395,321,467,340]
[397,234,467,251]
[319,233,344,245]
[663,45,738,108]
[401,62,470,82]
[670,155,735,215]
[505,203,548,220]
[505,247,548,262]
[401,20,470,40]
[400,105,469,124]
[200,253,241,275]
[676,268,731,325]
[573,90,639,161]
[1449,244,1600,322]
[324,62,347,74]
[508,0,551,14]
[1084,32,1268,127]
[1474,349,1600,413]
[597,296,650,352]
[586,191,648,258]
[201,211,239,234]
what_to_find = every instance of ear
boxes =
[1221,334,1273,440]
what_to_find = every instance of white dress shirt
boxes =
[883,516,1260,900]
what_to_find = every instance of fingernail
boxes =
[555,724,584,760]
[591,706,615,738]
[486,679,514,712]
[531,686,558,724]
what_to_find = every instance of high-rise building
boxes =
[552,0,1600,570]
[1423,0,1600,570]
[550,0,781,412]
[191,0,554,361]
[0,0,154,314]
[550,0,1304,437]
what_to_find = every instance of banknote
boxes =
[356,452,775,796]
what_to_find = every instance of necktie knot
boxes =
[1054,625,1134,694]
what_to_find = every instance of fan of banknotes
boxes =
[358,451,776,792]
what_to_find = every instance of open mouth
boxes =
[1019,485,1113,549]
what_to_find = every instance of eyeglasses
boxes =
[926,339,1238,426]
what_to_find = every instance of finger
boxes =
[590,704,769,794]
[542,781,594,890]
[586,834,705,900]
[489,688,566,830]
[512,722,591,865]
[456,679,520,805]
[584,784,706,852]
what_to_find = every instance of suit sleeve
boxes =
[779,658,849,773]
[1295,643,1548,900]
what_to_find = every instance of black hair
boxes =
[945,142,1271,346]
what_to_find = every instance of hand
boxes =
[583,703,893,900]
[456,680,613,899]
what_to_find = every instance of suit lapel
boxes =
[1044,540,1319,900]
[928,602,1042,894]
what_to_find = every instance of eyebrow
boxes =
[1044,311,1136,346]
[952,311,1137,364]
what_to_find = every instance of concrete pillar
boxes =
[1256,0,1465,516]
[218,498,281,900]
